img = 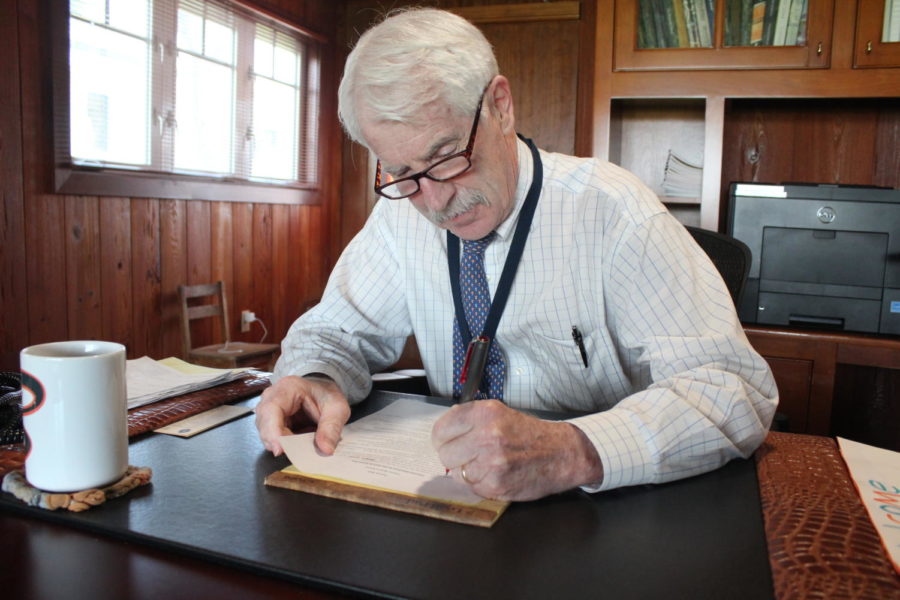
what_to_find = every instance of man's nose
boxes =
[417,177,453,212]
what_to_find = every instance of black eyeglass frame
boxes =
[373,91,486,200]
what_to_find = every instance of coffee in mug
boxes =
[20,340,128,492]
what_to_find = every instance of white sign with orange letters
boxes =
[838,437,900,574]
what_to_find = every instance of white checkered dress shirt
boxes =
[275,138,778,492]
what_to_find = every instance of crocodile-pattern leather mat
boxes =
[126,372,270,437]
[755,431,899,599]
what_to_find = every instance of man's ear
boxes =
[488,75,516,135]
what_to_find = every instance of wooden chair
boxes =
[177,281,279,370]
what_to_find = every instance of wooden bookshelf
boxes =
[592,1,900,442]
[609,98,705,225]
[594,0,900,230]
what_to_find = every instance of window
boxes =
[54,0,322,203]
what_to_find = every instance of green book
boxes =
[763,0,780,46]
[639,0,660,48]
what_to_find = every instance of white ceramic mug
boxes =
[20,341,128,492]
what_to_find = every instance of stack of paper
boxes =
[270,399,509,527]
[662,149,703,198]
[126,356,254,410]
[371,368,427,382]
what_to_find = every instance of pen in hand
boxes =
[458,336,490,403]
[444,338,490,475]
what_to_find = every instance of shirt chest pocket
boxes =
[526,326,609,410]
[511,272,629,410]
[518,280,607,409]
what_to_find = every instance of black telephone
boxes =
[0,371,24,445]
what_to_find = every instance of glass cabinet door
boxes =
[616,0,832,70]
[637,0,814,49]
[856,0,900,67]
[884,0,900,42]
[722,0,809,48]
[637,0,715,49]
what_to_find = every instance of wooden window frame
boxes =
[49,0,324,205]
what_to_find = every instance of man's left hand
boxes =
[431,400,603,501]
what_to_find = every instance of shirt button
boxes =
[515,368,524,375]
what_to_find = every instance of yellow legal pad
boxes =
[265,465,509,528]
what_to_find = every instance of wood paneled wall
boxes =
[0,0,341,370]
[722,98,900,445]
[721,98,900,227]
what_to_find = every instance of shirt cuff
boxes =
[568,408,654,493]
[273,361,369,405]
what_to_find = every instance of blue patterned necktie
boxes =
[452,234,507,400]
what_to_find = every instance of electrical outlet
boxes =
[240,310,255,333]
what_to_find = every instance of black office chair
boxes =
[685,226,789,431]
[685,226,751,306]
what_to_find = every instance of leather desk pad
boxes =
[1,392,773,599]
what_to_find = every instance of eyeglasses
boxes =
[373,91,485,200]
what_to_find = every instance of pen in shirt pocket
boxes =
[571,326,589,368]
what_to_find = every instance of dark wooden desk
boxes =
[2,392,898,599]
[745,325,900,444]
[2,392,775,600]
[0,511,332,599]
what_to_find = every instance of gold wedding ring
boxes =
[460,466,472,484]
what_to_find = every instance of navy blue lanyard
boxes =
[447,135,543,347]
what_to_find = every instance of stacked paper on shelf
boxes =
[662,149,703,198]
[126,356,254,409]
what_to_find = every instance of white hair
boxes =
[338,8,499,147]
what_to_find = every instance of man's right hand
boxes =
[254,375,351,457]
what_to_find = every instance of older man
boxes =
[255,8,778,501]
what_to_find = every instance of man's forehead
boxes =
[361,105,466,169]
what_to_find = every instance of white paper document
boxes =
[126,356,250,409]
[279,399,485,505]
[837,437,900,574]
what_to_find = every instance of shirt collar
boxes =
[493,136,533,242]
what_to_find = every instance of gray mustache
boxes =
[431,191,490,224]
